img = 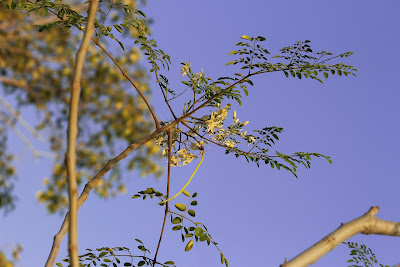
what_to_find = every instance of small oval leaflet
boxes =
[175,203,186,211]
[172,217,182,224]
[172,225,182,231]
[188,209,196,217]
[182,190,190,197]
[195,228,203,236]
[185,240,193,252]
[241,35,251,40]
[199,233,208,242]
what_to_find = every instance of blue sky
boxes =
[1,0,400,266]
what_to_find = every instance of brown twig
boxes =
[153,128,172,265]
[91,38,161,129]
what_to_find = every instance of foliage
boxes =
[1,0,360,266]
[0,128,16,212]
[344,241,389,267]
[0,0,162,214]
[58,241,176,267]
[0,244,22,267]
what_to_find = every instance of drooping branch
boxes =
[281,206,400,267]
[64,0,99,266]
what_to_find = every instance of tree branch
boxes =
[45,128,162,267]
[64,0,99,266]
[91,38,161,129]
[281,206,400,267]
[153,129,172,265]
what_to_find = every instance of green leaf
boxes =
[240,35,250,40]
[228,50,237,55]
[11,0,16,9]
[117,41,125,51]
[190,200,198,206]
[188,209,196,217]
[172,217,182,224]
[114,25,123,33]
[138,261,145,266]
[172,225,182,231]
[220,253,225,264]
[323,72,329,79]
[185,240,193,252]
[243,88,249,96]
[182,190,190,197]
[296,72,301,79]
[135,238,143,244]
[226,62,234,66]
[199,233,208,242]
[192,192,197,198]
[98,252,108,257]
[224,258,229,267]
[131,195,140,199]
[195,228,203,236]
[175,203,186,211]
[164,261,175,265]
[284,71,289,78]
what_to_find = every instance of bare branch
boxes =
[0,76,31,91]
[64,0,99,265]
[91,38,161,129]
[0,112,56,159]
[0,96,45,142]
[281,206,400,267]
[153,129,172,265]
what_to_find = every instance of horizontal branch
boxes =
[281,206,400,267]
[0,76,31,91]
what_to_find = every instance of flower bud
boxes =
[243,121,249,126]
[233,111,237,119]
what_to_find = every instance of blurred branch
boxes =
[0,95,45,142]
[0,112,56,159]
[0,76,30,91]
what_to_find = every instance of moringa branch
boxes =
[64,0,99,265]
[281,206,400,267]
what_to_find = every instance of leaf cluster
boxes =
[344,241,389,267]
[58,240,176,267]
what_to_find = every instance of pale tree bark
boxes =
[281,206,400,267]
[64,0,99,266]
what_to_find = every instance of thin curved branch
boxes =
[281,206,400,267]
[65,0,99,265]
[91,38,161,129]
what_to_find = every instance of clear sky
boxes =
[1,0,400,266]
